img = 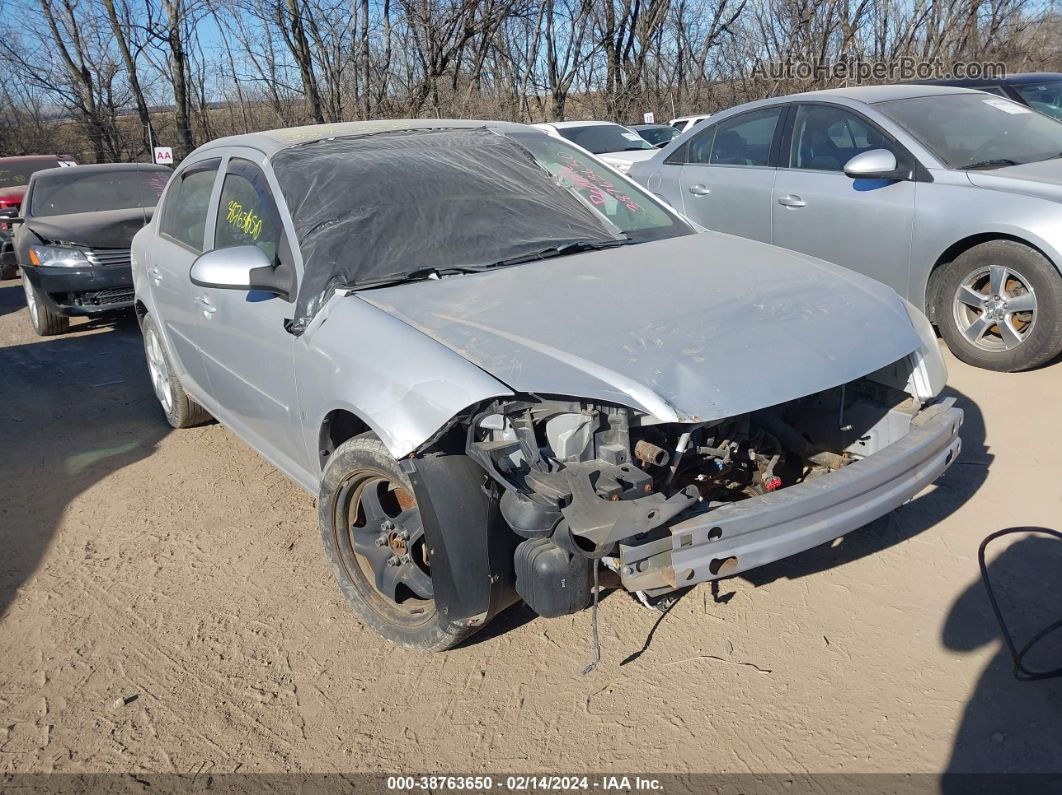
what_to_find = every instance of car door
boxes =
[674,106,784,243]
[190,150,312,479]
[149,157,221,398]
[770,102,917,296]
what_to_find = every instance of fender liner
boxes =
[401,453,521,625]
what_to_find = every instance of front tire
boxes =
[141,313,212,428]
[934,241,1062,372]
[318,434,476,651]
[22,276,69,336]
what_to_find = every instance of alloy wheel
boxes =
[144,328,174,413]
[22,278,39,328]
[336,472,434,613]
[952,264,1037,352]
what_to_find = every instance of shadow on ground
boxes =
[0,281,26,318]
[0,318,168,619]
[942,531,1062,778]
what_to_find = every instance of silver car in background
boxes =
[629,85,1062,371]
[132,120,960,652]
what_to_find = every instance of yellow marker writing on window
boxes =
[226,199,263,241]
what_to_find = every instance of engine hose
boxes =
[979,526,1062,681]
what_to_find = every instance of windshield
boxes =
[877,93,1062,168]
[1012,79,1062,120]
[510,132,685,238]
[0,158,61,189]
[29,168,169,217]
[554,124,655,154]
[271,126,693,334]
[636,126,680,146]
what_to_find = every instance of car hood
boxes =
[598,149,658,165]
[965,157,1062,202]
[24,206,154,248]
[358,232,922,423]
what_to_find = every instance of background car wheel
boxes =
[141,313,212,428]
[934,240,1062,372]
[22,276,69,336]
[1,262,16,280]
[318,434,476,652]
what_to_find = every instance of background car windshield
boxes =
[637,126,680,146]
[30,169,169,217]
[0,159,57,188]
[510,132,687,238]
[1013,79,1062,120]
[555,124,654,153]
[877,93,1062,167]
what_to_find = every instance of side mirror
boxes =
[843,149,904,180]
[189,245,291,300]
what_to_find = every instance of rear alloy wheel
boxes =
[318,434,475,651]
[140,313,213,428]
[22,275,69,336]
[935,241,1062,371]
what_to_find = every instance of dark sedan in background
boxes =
[630,123,682,147]
[0,154,77,279]
[913,72,1062,120]
[12,162,170,335]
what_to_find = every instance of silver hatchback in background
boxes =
[629,85,1062,371]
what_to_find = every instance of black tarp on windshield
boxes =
[271,127,617,334]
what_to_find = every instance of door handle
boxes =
[147,266,163,285]
[777,194,806,208]
[687,184,711,197]
[194,295,217,318]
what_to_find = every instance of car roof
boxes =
[196,119,534,158]
[0,155,70,163]
[910,71,1062,87]
[30,162,170,180]
[782,84,983,104]
[539,120,622,130]
[631,123,672,130]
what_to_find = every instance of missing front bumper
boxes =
[619,399,963,592]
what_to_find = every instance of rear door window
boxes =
[685,108,783,166]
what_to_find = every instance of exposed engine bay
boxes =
[465,368,925,617]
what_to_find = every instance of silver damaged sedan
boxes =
[629,85,1062,372]
[133,120,962,651]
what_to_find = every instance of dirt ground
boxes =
[1,272,1061,776]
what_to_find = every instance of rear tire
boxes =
[22,276,69,336]
[1,262,16,280]
[141,313,212,428]
[934,241,1062,372]
[318,434,476,651]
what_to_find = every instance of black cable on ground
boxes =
[978,526,1062,681]
[582,560,601,675]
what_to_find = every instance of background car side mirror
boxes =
[844,149,904,180]
[189,245,291,300]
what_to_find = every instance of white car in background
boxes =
[531,121,657,173]
[669,114,712,133]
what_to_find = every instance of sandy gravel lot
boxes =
[1,273,1060,775]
